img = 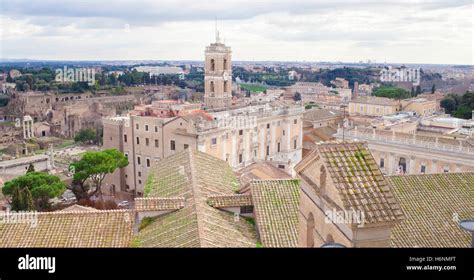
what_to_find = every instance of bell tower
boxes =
[204,30,232,110]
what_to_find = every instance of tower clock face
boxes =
[223,71,229,81]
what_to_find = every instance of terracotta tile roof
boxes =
[0,210,134,247]
[207,194,253,208]
[236,162,291,188]
[250,179,300,248]
[180,110,214,122]
[388,173,474,248]
[304,109,342,122]
[136,149,257,247]
[60,205,96,212]
[135,197,185,211]
[296,141,404,225]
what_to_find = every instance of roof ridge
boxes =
[387,171,474,177]
[187,148,205,247]
[251,178,299,183]
[136,196,185,200]
[33,209,134,215]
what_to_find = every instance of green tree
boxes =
[26,163,35,173]
[2,172,66,210]
[68,149,128,200]
[373,86,410,100]
[453,105,472,119]
[440,97,457,114]
[294,92,302,101]
[11,187,35,211]
[415,85,422,96]
[74,128,97,144]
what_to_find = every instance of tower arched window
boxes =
[307,213,315,247]
[210,81,215,93]
[223,59,228,70]
[320,165,326,195]
[210,59,215,71]
[224,81,228,93]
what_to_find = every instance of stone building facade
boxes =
[335,126,474,175]
[349,96,401,117]
[103,38,304,196]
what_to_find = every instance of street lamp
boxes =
[459,220,474,248]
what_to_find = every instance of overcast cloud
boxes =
[0,0,472,64]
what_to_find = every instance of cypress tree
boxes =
[11,186,23,211]
[26,163,35,173]
[22,187,34,211]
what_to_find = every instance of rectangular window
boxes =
[136,123,139,130]
[145,125,149,131]
[145,138,149,146]
[294,119,297,124]
[138,171,141,177]
[278,165,285,169]
[170,140,176,151]
[294,139,297,149]
[240,206,253,214]
[155,126,158,132]
[137,156,141,165]
[124,134,127,143]
[421,165,426,173]
[380,158,385,168]
[211,138,217,145]
[184,144,189,149]
[267,124,270,129]
[155,139,159,147]
[146,159,150,167]
[266,145,270,156]
[239,130,243,136]
[136,137,140,145]
[277,142,281,153]
[239,154,243,164]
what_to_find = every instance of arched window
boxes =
[307,213,315,247]
[223,59,227,70]
[210,81,215,92]
[320,165,326,195]
[210,59,215,71]
[224,81,228,93]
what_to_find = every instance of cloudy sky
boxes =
[0,0,472,64]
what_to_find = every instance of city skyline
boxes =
[1,0,472,65]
